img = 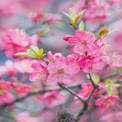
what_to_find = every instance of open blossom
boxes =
[78,55,105,72]
[29,62,48,82]
[95,95,119,108]
[78,82,97,99]
[85,0,109,23]
[64,30,99,55]
[0,91,15,105]
[1,29,38,57]
[47,56,80,85]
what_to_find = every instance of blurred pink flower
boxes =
[1,29,38,57]
[37,91,65,107]
[29,63,48,82]
[0,91,15,105]
[15,84,31,95]
[78,55,105,72]
[95,95,119,108]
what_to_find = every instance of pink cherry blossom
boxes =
[36,91,65,107]
[0,81,12,91]
[85,0,110,23]
[15,84,31,95]
[47,56,80,85]
[78,82,97,99]
[46,51,63,63]
[29,11,43,23]
[64,30,98,55]
[29,62,48,82]
[0,91,15,105]
[1,29,38,57]
[78,55,105,72]
[95,95,119,108]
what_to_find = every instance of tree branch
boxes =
[1,82,81,108]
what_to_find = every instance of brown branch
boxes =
[74,73,98,122]
[1,82,81,108]
[57,73,98,122]
[58,82,85,103]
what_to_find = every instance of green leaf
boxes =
[79,21,85,30]
[15,52,28,56]
[64,8,86,27]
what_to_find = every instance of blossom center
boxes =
[81,40,87,46]
[58,69,64,74]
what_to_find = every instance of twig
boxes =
[1,82,81,108]
[57,72,98,122]
[58,82,85,103]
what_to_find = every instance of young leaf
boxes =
[79,21,85,30]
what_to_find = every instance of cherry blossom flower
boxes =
[78,55,105,72]
[47,56,80,85]
[0,81,12,91]
[95,95,119,108]
[78,82,97,99]
[85,0,109,23]
[36,91,65,107]
[29,11,43,23]
[64,30,98,55]
[46,51,62,63]
[1,29,38,57]
[0,91,15,105]
[29,62,48,82]
[15,84,31,95]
